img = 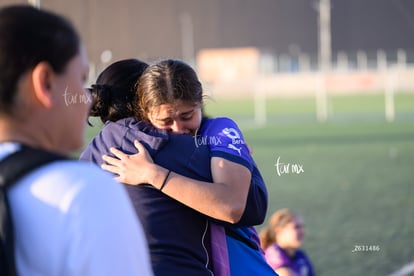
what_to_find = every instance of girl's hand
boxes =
[101,140,155,185]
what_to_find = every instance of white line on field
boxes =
[388,261,414,276]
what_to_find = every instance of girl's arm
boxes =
[102,140,250,224]
[237,167,268,226]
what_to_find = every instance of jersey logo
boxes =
[222,127,240,139]
[228,144,242,156]
[222,127,244,156]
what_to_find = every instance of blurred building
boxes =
[1,0,414,99]
[1,0,413,67]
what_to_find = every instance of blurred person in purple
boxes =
[260,208,315,276]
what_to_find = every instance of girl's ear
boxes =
[31,61,54,108]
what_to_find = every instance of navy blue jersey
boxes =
[81,118,213,275]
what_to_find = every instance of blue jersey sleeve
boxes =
[236,166,268,226]
[199,117,268,226]
[199,117,254,171]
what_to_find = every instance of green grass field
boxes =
[83,93,414,276]
[203,93,414,276]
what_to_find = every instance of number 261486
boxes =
[352,245,380,252]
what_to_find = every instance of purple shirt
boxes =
[199,117,268,227]
[200,118,272,275]
[199,117,254,171]
[264,244,315,276]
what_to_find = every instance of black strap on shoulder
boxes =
[0,145,68,276]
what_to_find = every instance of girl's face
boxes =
[147,100,202,135]
[276,216,305,249]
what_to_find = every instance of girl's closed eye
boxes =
[179,109,195,121]
[161,118,173,127]
[181,114,193,121]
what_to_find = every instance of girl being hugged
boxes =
[102,59,275,275]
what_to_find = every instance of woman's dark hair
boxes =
[89,59,148,123]
[136,59,204,120]
[0,5,80,114]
